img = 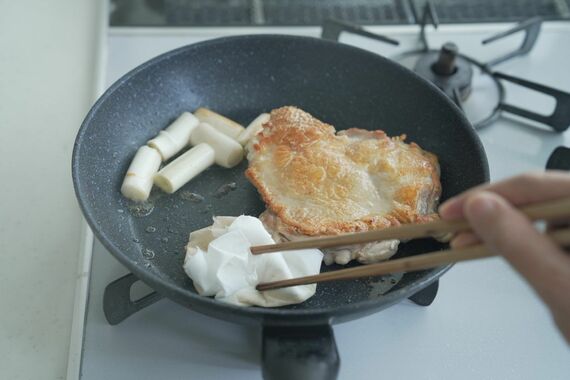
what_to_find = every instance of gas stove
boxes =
[322,7,570,131]
[68,18,570,380]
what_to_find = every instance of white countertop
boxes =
[0,1,104,379]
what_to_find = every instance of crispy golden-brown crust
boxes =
[245,106,441,236]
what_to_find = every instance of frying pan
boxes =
[72,35,488,380]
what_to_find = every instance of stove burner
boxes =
[393,47,504,128]
[431,42,459,76]
[321,1,570,132]
[413,42,473,101]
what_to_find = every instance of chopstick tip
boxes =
[250,246,264,255]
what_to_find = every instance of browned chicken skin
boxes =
[246,106,442,264]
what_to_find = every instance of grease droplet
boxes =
[142,249,155,260]
[127,201,154,217]
[214,182,237,198]
[145,226,157,233]
[180,191,205,203]
[133,238,140,243]
[161,237,169,243]
[368,274,403,298]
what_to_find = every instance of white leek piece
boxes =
[194,108,245,140]
[237,113,270,146]
[190,123,244,168]
[154,143,215,194]
[147,112,199,161]
[120,146,162,201]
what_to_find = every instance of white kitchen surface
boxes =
[75,24,570,380]
[0,1,105,380]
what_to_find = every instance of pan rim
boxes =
[72,34,489,321]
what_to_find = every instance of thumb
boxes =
[463,191,570,301]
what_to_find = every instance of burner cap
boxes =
[413,42,473,101]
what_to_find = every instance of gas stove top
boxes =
[322,10,570,131]
[69,20,570,380]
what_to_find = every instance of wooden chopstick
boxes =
[251,196,570,255]
[256,227,570,291]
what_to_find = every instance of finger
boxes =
[450,232,480,248]
[439,171,570,220]
[464,191,570,302]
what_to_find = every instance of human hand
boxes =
[439,171,570,343]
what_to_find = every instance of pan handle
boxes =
[262,324,340,380]
[103,273,163,325]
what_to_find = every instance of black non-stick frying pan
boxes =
[72,35,489,380]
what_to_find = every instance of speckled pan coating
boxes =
[72,35,489,326]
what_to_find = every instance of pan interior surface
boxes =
[73,35,488,322]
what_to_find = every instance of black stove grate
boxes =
[321,10,570,132]
[262,0,409,26]
[164,0,252,26]
[411,0,570,23]
[110,0,570,27]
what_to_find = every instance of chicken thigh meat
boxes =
[246,106,442,264]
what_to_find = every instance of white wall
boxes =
[0,1,104,378]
